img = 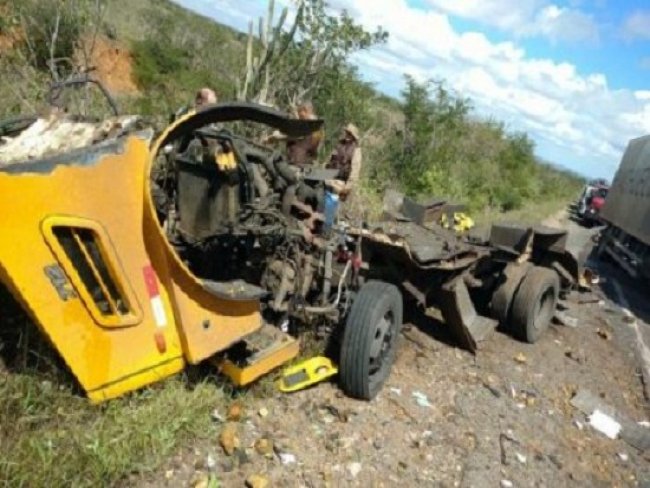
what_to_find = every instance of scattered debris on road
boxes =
[347,462,362,479]
[219,423,240,456]
[596,328,612,340]
[571,389,650,451]
[278,452,297,465]
[227,402,244,422]
[564,348,586,364]
[245,473,269,488]
[253,438,273,458]
[210,409,224,423]
[589,410,622,439]
[412,391,432,408]
[554,311,579,328]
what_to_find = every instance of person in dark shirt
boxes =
[265,101,323,167]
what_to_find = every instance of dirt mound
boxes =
[0,33,15,53]
[0,3,22,54]
[0,25,22,54]
[79,36,139,95]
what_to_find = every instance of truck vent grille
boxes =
[52,226,130,317]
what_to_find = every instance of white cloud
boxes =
[176,0,646,177]
[425,0,599,43]
[623,10,650,41]
[620,105,650,134]
[524,5,599,43]
[425,0,542,32]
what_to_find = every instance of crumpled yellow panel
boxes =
[215,150,237,171]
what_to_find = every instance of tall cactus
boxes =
[236,0,302,105]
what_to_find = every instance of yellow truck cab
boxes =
[0,103,317,402]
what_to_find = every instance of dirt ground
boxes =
[77,35,139,95]
[142,213,650,488]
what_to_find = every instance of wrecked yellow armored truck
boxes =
[0,98,582,403]
[0,102,321,402]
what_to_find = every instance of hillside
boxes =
[0,0,583,217]
[105,0,249,106]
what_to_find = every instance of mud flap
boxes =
[438,277,497,352]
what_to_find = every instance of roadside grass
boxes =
[357,181,572,229]
[0,366,229,487]
[0,331,322,487]
[477,198,569,227]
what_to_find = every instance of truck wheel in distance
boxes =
[510,266,559,343]
[339,280,403,400]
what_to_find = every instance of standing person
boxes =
[325,123,362,198]
[170,87,218,122]
[194,87,217,109]
[287,101,323,167]
[265,101,323,167]
[264,101,324,219]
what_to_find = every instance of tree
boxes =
[13,0,104,81]
[236,0,387,109]
[0,0,107,119]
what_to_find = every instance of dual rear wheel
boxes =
[337,266,560,401]
[506,266,560,343]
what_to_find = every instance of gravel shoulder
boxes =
[142,214,650,488]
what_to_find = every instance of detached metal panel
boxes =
[600,135,650,246]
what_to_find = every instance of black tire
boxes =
[490,263,531,329]
[510,266,559,343]
[339,281,403,400]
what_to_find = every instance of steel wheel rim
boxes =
[369,310,394,376]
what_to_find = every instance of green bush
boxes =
[15,0,88,76]
[131,39,188,89]
[370,76,583,213]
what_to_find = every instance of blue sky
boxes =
[175,0,650,180]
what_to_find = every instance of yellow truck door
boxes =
[0,128,262,402]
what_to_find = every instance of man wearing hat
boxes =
[325,123,362,197]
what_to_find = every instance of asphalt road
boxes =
[562,212,650,402]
